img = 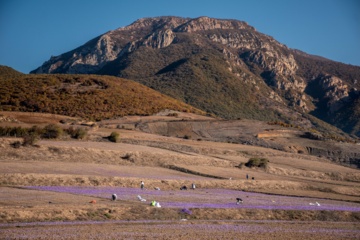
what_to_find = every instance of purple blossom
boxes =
[25,186,360,212]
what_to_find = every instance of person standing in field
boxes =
[112,193,117,201]
[141,181,144,190]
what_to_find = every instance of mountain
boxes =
[0,66,204,120]
[30,16,360,137]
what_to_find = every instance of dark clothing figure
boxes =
[236,198,243,204]
[141,181,144,190]
[246,174,249,180]
[112,194,117,201]
[180,186,187,190]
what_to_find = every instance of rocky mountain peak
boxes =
[120,16,188,32]
[175,16,252,32]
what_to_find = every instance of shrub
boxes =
[109,131,120,143]
[245,158,269,169]
[184,135,191,139]
[302,131,324,140]
[167,112,179,117]
[11,141,22,148]
[29,125,44,136]
[66,127,88,139]
[0,126,30,137]
[22,133,39,146]
[10,127,28,137]
[73,128,87,139]
[42,124,63,139]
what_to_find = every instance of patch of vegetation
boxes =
[183,135,191,139]
[22,133,39,146]
[0,70,204,121]
[0,65,23,79]
[267,121,299,129]
[0,124,89,146]
[108,131,120,143]
[167,112,179,117]
[42,124,63,139]
[244,158,269,169]
[66,126,88,139]
[10,140,22,148]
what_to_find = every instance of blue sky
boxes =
[1,0,359,73]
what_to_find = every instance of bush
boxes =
[10,127,28,137]
[0,126,28,137]
[42,124,63,139]
[109,131,120,143]
[73,128,87,139]
[184,135,191,139]
[28,125,44,136]
[11,141,22,148]
[167,112,179,117]
[245,158,269,169]
[66,127,88,139]
[22,133,39,146]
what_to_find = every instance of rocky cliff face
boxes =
[31,16,360,137]
[316,75,350,114]
[34,34,121,74]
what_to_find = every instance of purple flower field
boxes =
[26,186,360,212]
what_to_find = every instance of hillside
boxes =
[31,16,360,137]
[0,65,24,78]
[0,67,204,120]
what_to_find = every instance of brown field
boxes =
[0,111,359,239]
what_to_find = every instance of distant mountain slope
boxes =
[31,16,360,137]
[0,65,24,78]
[0,67,204,120]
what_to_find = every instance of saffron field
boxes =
[26,186,360,212]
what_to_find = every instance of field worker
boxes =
[141,181,144,190]
[191,183,196,190]
[112,193,117,201]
